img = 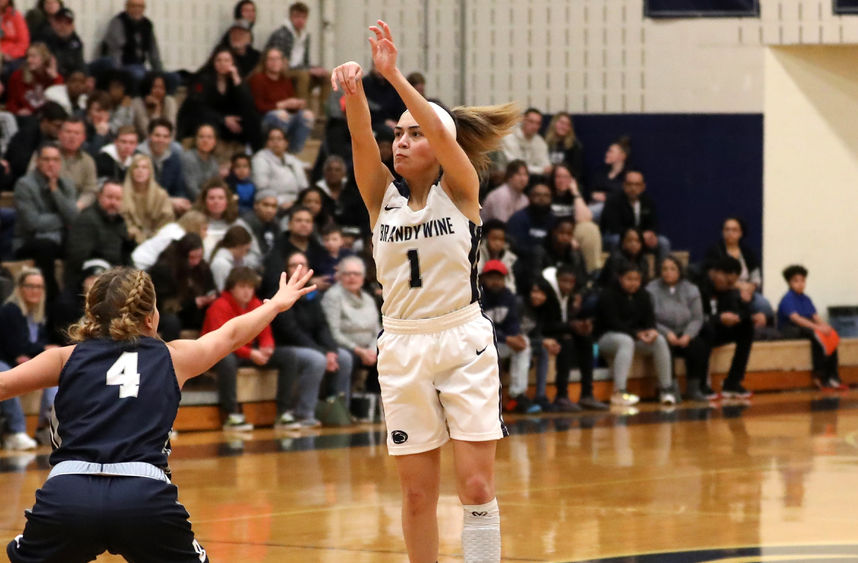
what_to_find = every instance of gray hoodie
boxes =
[645,278,704,339]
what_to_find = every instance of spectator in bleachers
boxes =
[480,159,528,223]
[588,136,630,220]
[54,117,97,209]
[519,277,560,412]
[265,2,331,112]
[599,227,651,288]
[321,255,381,393]
[65,179,133,291]
[600,169,671,265]
[480,259,537,414]
[478,219,518,294]
[542,264,608,411]
[501,107,550,178]
[131,209,207,270]
[24,0,61,39]
[193,177,260,266]
[179,47,261,151]
[202,266,311,431]
[218,19,259,79]
[45,68,87,117]
[137,117,187,214]
[6,43,63,116]
[705,216,772,328]
[148,232,216,341]
[181,123,220,201]
[406,71,426,97]
[541,217,588,284]
[777,265,846,390]
[507,182,554,254]
[103,70,135,133]
[647,255,711,402]
[595,260,675,407]
[252,125,308,210]
[297,185,335,235]
[247,46,313,153]
[5,100,66,180]
[0,266,56,445]
[210,225,253,292]
[549,163,602,272]
[362,65,405,132]
[315,155,348,212]
[271,250,352,407]
[261,205,326,296]
[0,0,30,74]
[0,357,36,450]
[698,256,754,399]
[316,224,352,286]
[33,7,82,78]
[46,256,106,345]
[82,91,112,157]
[215,1,256,50]
[131,72,177,139]
[545,112,584,183]
[13,142,76,299]
[242,189,279,259]
[120,153,174,244]
[99,0,164,84]
[226,153,255,214]
[95,124,138,180]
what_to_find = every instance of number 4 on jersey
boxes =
[106,352,140,398]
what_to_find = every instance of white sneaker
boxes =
[611,391,640,406]
[222,414,253,432]
[660,391,677,405]
[273,411,296,430]
[3,432,37,450]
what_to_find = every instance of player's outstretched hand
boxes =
[331,61,363,96]
[369,20,398,78]
[268,265,316,312]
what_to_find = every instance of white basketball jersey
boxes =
[372,179,482,320]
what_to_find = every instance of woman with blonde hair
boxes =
[333,20,519,563]
[544,111,584,183]
[121,153,175,244]
[0,268,56,449]
[1,264,314,561]
[6,41,62,115]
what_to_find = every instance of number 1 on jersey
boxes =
[106,352,140,398]
[407,249,422,288]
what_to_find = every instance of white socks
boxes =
[462,498,500,563]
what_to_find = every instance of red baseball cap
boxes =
[482,259,508,276]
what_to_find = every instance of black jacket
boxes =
[271,294,338,353]
[65,203,134,289]
[36,29,86,76]
[697,277,751,325]
[600,191,660,236]
[595,284,656,337]
[0,302,49,364]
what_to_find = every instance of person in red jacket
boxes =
[6,42,63,115]
[0,0,30,69]
[201,265,306,431]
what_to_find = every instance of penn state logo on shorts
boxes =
[391,430,408,444]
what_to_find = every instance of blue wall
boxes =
[571,113,763,264]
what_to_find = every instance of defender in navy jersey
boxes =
[0,266,315,563]
[332,20,520,563]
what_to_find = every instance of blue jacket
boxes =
[481,286,521,341]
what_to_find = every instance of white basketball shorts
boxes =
[377,302,508,456]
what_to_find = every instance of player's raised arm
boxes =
[168,266,315,386]
[0,346,73,401]
[332,60,392,228]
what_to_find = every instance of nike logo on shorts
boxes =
[384,205,400,211]
[476,345,488,356]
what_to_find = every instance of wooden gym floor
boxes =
[1,389,857,562]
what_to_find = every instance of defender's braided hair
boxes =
[68,268,157,342]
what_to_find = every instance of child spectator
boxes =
[596,261,675,406]
[147,233,217,341]
[226,153,256,214]
[242,189,280,258]
[777,265,846,390]
[599,227,651,287]
[6,42,62,115]
[519,277,559,412]
[202,266,307,431]
[480,260,538,414]
[210,225,254,292]
[317,224,352,287]
[541,217,588,287]
[477,219,518,294]
[698,256,754,399]
[542,264,609,411]
[647,255,711,402]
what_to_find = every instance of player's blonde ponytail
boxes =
[68,268,157,343]
[450,102,520,177]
